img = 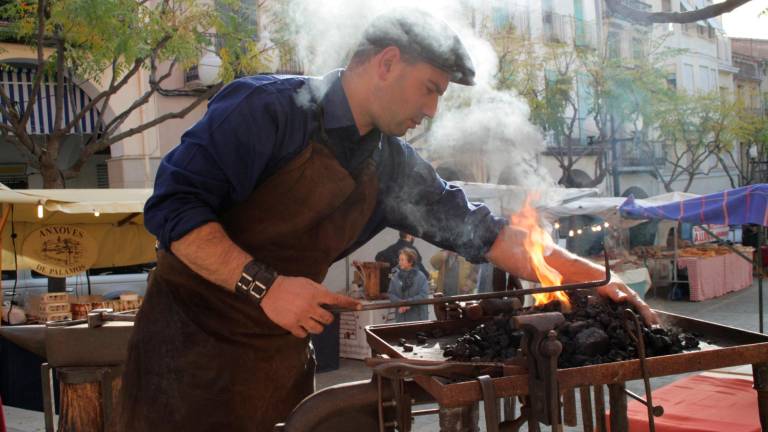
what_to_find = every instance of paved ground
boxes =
[4,278,766,431]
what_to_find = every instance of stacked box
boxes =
[35,293,72,322]
[69,295,144,319]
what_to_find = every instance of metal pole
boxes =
[610,116,621,197]
[758,227,764,334]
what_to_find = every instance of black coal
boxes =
[443,292,700,368]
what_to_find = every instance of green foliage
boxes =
[0,0,283,87]
[0,0,293,187]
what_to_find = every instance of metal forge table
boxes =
[366,312,768,431]
[279,310,768,432]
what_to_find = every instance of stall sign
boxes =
[692,224,729,244]
[22,225,98,277]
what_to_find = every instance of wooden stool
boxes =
[42,363,122,432]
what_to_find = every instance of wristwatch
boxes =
[235,260,278,304]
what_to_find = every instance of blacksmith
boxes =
[116,8,657,432]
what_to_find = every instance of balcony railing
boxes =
[734,60,762,81]
[490,10,531,37]
[542,12,597,48]
[617,0,652,12]
[618,140,665,169]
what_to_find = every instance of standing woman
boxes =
[388,248,429,322]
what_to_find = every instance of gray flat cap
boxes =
[362,8,476,86]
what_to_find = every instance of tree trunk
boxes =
[38,135,65,292]
[39,158,64,189]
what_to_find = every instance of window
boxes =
[96,163,109,189]
[662,0,672,12]
[491,6,511,31]
[699,65,710,92]
[666,74,677,90]
[682,64,695,92]
[632,38,644,60]
[607,31,621,59]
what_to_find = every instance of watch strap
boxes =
[235,260,278,304]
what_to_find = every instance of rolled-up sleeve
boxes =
[381,141,507,263]
[145,78,290,249]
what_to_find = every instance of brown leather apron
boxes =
[116,138,379,432]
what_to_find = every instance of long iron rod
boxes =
[327,250,611,313]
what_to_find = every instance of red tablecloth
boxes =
[677,252,753,301]
[607,374,760,432]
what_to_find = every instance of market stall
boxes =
[0,185,156,425]
[0,185,156,272]
[621,184,767,330]
[538,192,701,298]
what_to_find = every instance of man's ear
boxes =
[375,46,402,82]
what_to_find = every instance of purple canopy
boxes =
[620,184,768,227]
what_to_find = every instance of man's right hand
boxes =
[260,276,361,338]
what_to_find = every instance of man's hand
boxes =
[596,278,659,326]
[261,276,361,338]
[398,306,410,314]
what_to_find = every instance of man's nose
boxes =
[423,95,439,118]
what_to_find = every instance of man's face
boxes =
[372,53,451,137]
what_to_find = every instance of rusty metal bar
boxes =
[562,388,577,426]
[753,362,768,431]
[624,389,663,417]
[624,309,659,430]
[579,386,594,432]
[411,408,440,416]
[608,383,628,432]
[328,251,611,313]
[594,385,606,432]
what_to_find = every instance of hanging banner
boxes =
[692,224,730,244]
[22,225,98,277]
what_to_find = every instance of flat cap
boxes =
[362,8,476,86]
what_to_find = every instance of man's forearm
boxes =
[544,246,608,283]
[486,225,607,284]
[170,221,253,291]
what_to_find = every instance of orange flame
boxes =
[509,193,571,310]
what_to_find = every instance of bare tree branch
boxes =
[19,0,48,128]
[62,34,173,134]
[605,0,752,24]
[62,84,221,178]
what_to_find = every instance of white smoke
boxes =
[283,0,556,194]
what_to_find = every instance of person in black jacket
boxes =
[375,231,429,278]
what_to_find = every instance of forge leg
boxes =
[502,397,516,422]
[753,362,768,431]
[608,383,628,432]
[579,386,594,432]
[593,385,607,432]
[438,403,480,432]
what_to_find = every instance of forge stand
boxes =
[278,311,768,432]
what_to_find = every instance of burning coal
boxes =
[443,291,700,368]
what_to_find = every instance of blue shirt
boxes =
[145,69,505,263]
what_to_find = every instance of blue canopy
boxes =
[620,184,768,227]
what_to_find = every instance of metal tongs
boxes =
[326,250,612,313]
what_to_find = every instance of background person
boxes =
[388,248,429,322]
[375,231,429,278]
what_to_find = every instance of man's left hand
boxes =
[596,278,659,326]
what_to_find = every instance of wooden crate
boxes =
[39,302,71,314]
